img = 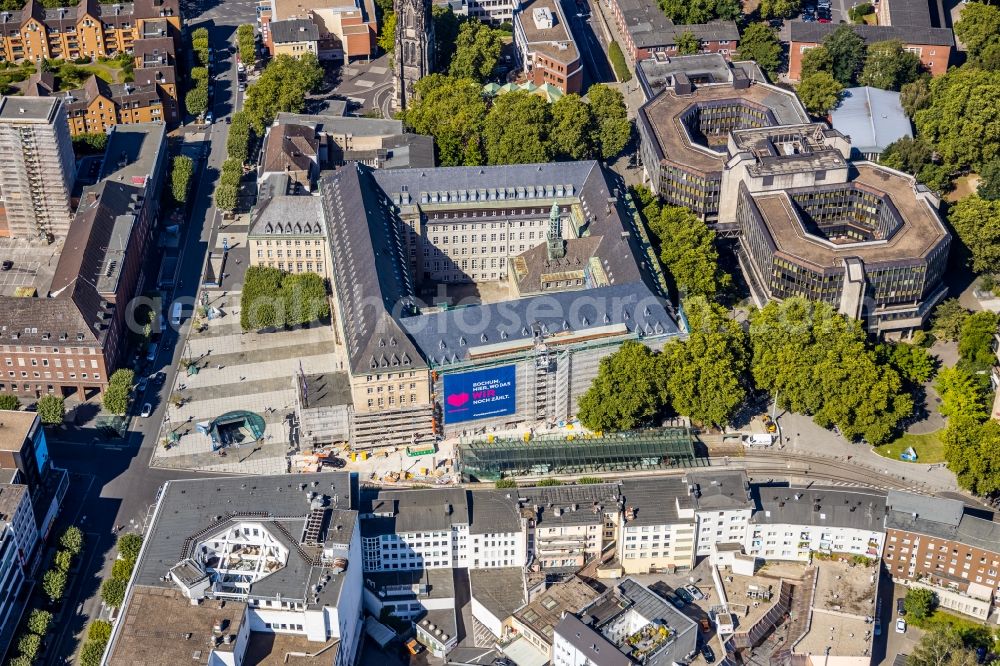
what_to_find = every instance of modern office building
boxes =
[0,123,167,397]
[104,472,365,666]
[0,96,76,240]
[513,0,583,95]
[0,482,38,663]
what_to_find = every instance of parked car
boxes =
[154,371,167,385]
[136,377,148,393]
[140,403,153,418]
[1,260,12,271]
[205,111,214,124]
[895,618,907,634]
[666,592,685,609]
[676,588,694,604]
[699,617,712,633]
[896,598,905,616]
[701,644,716,663]
[686,585,705,600]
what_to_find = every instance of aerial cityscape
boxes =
[0,0,998,662]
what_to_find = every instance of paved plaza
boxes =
[149,288,344,475]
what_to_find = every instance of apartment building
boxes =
[63,76,164,136]
[513,0,583,95]
[606,0,738,63]
[618,477,697,573]
[688,470,753,557]
[132,36,180,123]
[506,576,600,659]
[747,487,887,562]
[104,472,365,666]
[884,491,1000,620]
[516,484,620,570]
[0,123,166,398]
[0,96,76,240]
[267,0,376,60]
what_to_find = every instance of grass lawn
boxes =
[872,430,945,463]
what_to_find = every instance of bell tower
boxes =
[393,0,434,111]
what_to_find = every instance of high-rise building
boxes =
[0,97,75,240]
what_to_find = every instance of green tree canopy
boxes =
[377,11,396,53]
[931,299,971,341]
[758,0,801,19]
[749,298,912,444]
[676,31,701,55]
[184,84,208,117]
[608,40,632,82]
[823,25,866,86]
[904,588,937,620]
[858,39,922,91]
[914,66,1000,170]
[241,266,329,331]
[948,195,1000,274]
[657,0,740,24]
[736,23,782,74]
[908,625,979,666]
[36,394,64,424]
[117,533,144,562]
[662,298,747,426]
[800,45,833,80]
[798,72,844,116]
[101,577,128,608]
[935,367,990,421]
[54,549,73,572]
[958,310,1000,373]
[111,558,135,580]
[484,90,552,164]
[61,525,84,555]
[944,416,1000,496]
[877,341,936,385]
[226,111,254,163]
[42,568,67,602]
[549,94,596,160]
[27,609,52,636]
[404,74,487,166]
[103,369,134,416]
[449,20,504,82]
[17,633,41,660]
[237,23,257,68]
[587,84,631,159]
[955,2,1000,59]
[433,6,461,66]
[171,155,194,205]
[646,202,731,298]
[242,53,323,132]
[978,157,1000,200]
[88,620,113,643]
[577,340,669,431]
[0,393,18,410]
[900,77,932,117]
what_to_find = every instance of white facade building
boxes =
[688,471,754,557]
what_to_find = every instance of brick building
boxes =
[606,0,738,63]
[62,76,164,136]
[266,0,376,61]
[513,0,583,95]
[0,123,166,398]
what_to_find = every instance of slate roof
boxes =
[788,21,954,47]
[261,123,319,175]
[619,477,691,526]
[885,491,1000,554]
[831,87,912,156]
[515,483,620,527]
[751,486,887,531]
[467,490,524,535]
[360,487,470,535]
[249,194,326,237]
[555,614,632,666]
[686,470,752,511]
[133,472,357,609]
[271,17,320,43]
[469,567,526,621]
[613,0,739,50]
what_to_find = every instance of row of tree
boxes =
[215,158,244,212]
[102,368,135,417]
[236,24,257,69]
[579,297,928,445]
[170,155,194,206]
[240,266,330,331]
[405,76,631,166]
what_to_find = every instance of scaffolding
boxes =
[458,428,701,481]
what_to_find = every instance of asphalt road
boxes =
[43,12,245,664]
[565,0,615,87]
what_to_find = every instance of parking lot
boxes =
[0,237,60,296]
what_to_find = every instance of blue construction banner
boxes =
[442,366,516,424]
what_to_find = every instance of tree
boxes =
[909,626,979,666]
[17,633,41,661]
[587,84,631,159]
[948,195,1000,274]
[904,587,937,621]
[977,157,1000,200]
[433,5,461,67]
[27,609,52,637]
[798,72,843,116]
[237,24,257,68]
[227,112,254,164]
[61,525,84,555]
[241,265,285,331]
[80,640,107,666]
[749,298,913,444]
[676,31,701,55]
[72,132,109,155]
[662,298,748,426]
[0,393,20,410]
[404,74,487,166]
[608,40,632,82]
[736,23,782,74]
[879,342,936,385]
[800,45,832,80]
[185,84,208,117]
[449,20,504,82]
[88,620,113,643]
[914,66,1000,171]
[954,2,1000,59]
[117,533,143,562]
[170,155,194,205]
[42,568,68,602]
[823,25,866,86]
[103,369,134,416]
[242,53,323,132]
[216,158,243,212]
[759,0,801,19]
[111,558,134,580]
[647,203,731,298]
[549,94,596,160]
[658,0,740,24]
[958,310,999,374]
[931,299,970,341]
[54,548,73,573]
[494,478,517,488]
[101,577,128,608]
[935,367,989,420]
[881,135,933,175]
[281,271,330,326]
[847,1,873,21]
[377,11,396,53]
[36,393,64,425]
[577,341,669,431]
[484,91,551,165]
[858,39,922,91]
[900,77,932,117]
[945,416,1000,496]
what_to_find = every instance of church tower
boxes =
[393,0,434,111]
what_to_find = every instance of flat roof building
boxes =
[513,0,583,95]
[605,0,739,63]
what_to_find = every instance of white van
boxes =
[171,302,183,326]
